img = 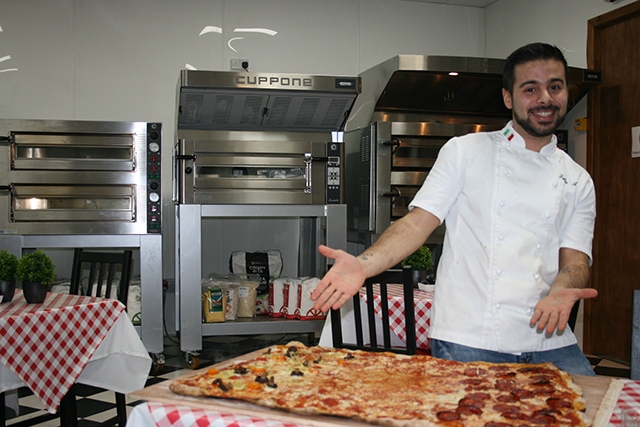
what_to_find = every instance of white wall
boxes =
[0,0,486,278]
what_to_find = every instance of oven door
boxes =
[175,130,342,205]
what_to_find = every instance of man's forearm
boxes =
[356,208,440,278]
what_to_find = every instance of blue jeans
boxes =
[430,339,595,376]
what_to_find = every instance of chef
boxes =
[312,42,597,376]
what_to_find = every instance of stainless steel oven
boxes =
[174,70,359,206]
[0,119,162,235]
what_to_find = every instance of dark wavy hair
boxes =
[502,43,568,93]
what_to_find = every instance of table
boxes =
[0,290,152,416]
[318,283,433,351]
[127,344,626,427]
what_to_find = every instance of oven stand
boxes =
[0,234,164,370]
[175,204,346,368]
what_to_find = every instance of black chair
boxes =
[68,249,134,427]
[568,299,580,331]
[330,265,417,355]
[631,290,640,380]
[70,249,133,306]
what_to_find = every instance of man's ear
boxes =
[502,88,513,110]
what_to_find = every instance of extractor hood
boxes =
[345,54,601,130]
[177,70,361,132]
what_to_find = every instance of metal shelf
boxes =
[175,204,346,354]
[202,316,325,335]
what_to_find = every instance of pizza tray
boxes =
[129,346,617,427]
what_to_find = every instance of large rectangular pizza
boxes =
[169,341,590,427]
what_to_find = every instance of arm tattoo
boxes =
[359,252,374,261]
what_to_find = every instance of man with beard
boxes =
[311,42,597,375]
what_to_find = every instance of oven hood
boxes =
[177,70,361,132]
[345,54,601,130]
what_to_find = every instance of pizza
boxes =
[169,342,589,427]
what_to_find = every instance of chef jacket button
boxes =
[528,308,535,315]
[534,273,540,280]
[496,269,502,275]
[536,243,541,249]
[495,304,501,309]
[499,235,504,241]
[544,212,550,218]
[552,181,558,188]
[499,201,505,207]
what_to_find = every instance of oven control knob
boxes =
[149,142,160,152]
[149,192,160,203]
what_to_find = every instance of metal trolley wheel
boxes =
[185,352,200,370]
[150,352,165,374]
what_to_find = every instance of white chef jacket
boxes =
[409,122,596,354]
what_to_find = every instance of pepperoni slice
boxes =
[488,365,510,371]
[494,371,517,378]
[459,397,485,408]
[511,388,535,399]
[546,397,572,408]
[531,413,557,424]
[461,378,483,386]
[484,423,512,427]
[493,403,519,413]
[496,394,518,403]
[495,379,516,391]
[533,384,557,394]
[436,411,460,421]
[501,411,530,421]
[466,392,491,401]
[456,405,483,415]
[464,367,488,377]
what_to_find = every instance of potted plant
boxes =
[0,249,19,302]
[16,250,56,303]
[402,245,434,285]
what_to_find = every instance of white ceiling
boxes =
[401,0,499,7]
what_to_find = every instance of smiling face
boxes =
[502,59,568,152]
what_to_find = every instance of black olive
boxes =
[267,376,278,388]
[233,366,248,375]
[286,346,298,357]
[213,378,229,392]
[291,368,304,376]
[255,374,269,383]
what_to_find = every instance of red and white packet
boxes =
[268,278,287,317]
[296,277,326,320]
[283,278,302,319]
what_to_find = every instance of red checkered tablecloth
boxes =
[607,380,640,426]
[0,290,125,413]
[358,283,433,350]
[143,401,314,427]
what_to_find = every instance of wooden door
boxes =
[585,1,640,363]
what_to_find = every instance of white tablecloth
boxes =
[1,311,151,414]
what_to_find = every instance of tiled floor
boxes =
[4,334,631,427]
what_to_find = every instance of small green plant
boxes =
[402,245,433,272]
[0,250,19,282]
[16,250,56,285]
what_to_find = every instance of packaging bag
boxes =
[229,250,283,295]
[268,278,288,317]
[283,278,302,319]
[202,281,226,323]
[208,273,241,321]
[236,275,260,318]
[297,277,325,320]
